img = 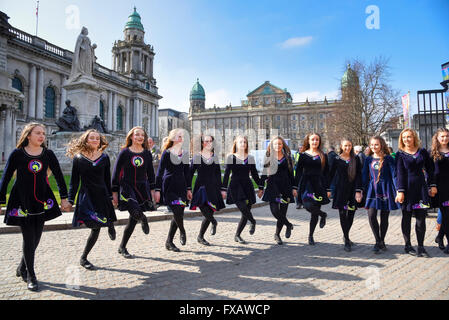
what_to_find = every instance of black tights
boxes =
[167,205,186,243]
[269,202,291,235]
[339,209,355,241]
[303,202,326,237]
[401,209,426,247]
[119,202,147,249]
[198,205,217,238]
[82,228,100,260]
[235,201,255,236]
[367,208,390,243]
[19,218,45,279]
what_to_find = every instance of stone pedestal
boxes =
[63,76,100,129]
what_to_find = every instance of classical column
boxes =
[0,111,5,161]
[125,98,130,132]
[155,106,159,139]
[151,104,156,137]
[4,108,13,158]
[130,51,134,72]
[35,68,44,119]
[112,92,117,132]
[28,64,36,119]
[107,91,113,131]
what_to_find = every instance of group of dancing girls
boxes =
[2,122,449,293]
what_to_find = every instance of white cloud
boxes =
[293,90,339,102]
[279,36,313,49]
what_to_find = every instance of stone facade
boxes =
[0,9,161,169]
[189,80,339,160]
[158,108,189,141]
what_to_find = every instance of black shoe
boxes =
[404,244,416,256]
[308,235,315,246]
[379,241,387,251]
[296,204,302,209]
[444,245,449,254]
[234,235,247,244]
[249,221,256,235]
[319,213,327,229]
[108,225,116,241]
[197,236,210,246]
[80,258,95,270]
[180,231,187,246]
[16,266,27,283]
[27,277,38,292]
[211,222,217,236]
[436,236,445,250]
[417,246,430,258]
[344,241,351,252]
[372,243,381,254]
[118,247,132,259]
[285,224,293,239]
[274,234,283,245]
[141,216,150,235]
[165,242,180,252]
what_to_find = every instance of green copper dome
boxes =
[190,79,205,100]
[341,64,358,88]
[125,7,144,31]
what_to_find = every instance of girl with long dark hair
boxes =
[294,133,330,245]
[190,135,225,246]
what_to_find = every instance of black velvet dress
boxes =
[396,148,436,212]
[155,149,192,206]
[68,153,117,229]
[328,156,363,210]
[111,148,155,215]
[432,152,449,208]
[259,155,297,204]
[0,148,68,226]
[190,153,225,212]
[222,154,260,205]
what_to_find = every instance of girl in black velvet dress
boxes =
[258,136,297,245]
[294,133,330,246]
[112,127,155,258]
[0,123,70,292]
[67,129,117,270]
[190,135,225,246]
[431,128,449,253]
[222,135,261,244]
[395,128,436,258]
[328,139,363,252]
[155,129,192,252]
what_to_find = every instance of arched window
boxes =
[99,100,105,120]
[117,106,123,131]
[12,77,24,111]
[45,87,56,118]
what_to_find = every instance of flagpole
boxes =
[35,0,39,36]
[408,91,411,129]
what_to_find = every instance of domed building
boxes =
[0,8,161,169]
[189,79,206,112]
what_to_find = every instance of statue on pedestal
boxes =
[69,27,97,83]
[56,100,81,132]
[83,115,108,134]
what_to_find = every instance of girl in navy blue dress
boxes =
[190,135,225,246]
[362,136,399,254]
[0,123,70,292]
[66,129,117,270]
[155,129,192,252]
[294,133,330,246]
[431,128,449,253]
[112,127,155,258]
[222,135,261,244]
[328,139,363,252]
[258,136,297,245]
[395,129,436,258]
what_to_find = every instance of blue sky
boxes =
[2,0,448,115]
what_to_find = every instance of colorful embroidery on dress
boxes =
[28,160,43,173]
[372,161,380,170]
[276,197,290,204]
[131,156,144,167]
[412,201,430,209]
[442,200,449,207]
[171,199,187,206]
[89,212,107,224]
[306,193,323,202]
[313,155,320,161]
[43,199,54,210]
[344,205,356,211]
[9,208,28,218]
[207,201,217,212]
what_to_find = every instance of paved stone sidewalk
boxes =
[0,204,448,300]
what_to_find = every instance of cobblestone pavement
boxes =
[0,204,448,300]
